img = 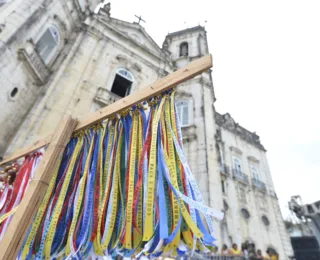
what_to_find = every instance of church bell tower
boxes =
[162,25,209,68]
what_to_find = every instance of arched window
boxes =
[179,42,188,57]
[241,208,250,220]
[111,68,134,97]
[35,26,60,64]
[176,100,189,126]
[10,87,18,98]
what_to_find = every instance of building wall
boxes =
[6,14,172,154]
[216,118,293,259]
[0,0,83,156]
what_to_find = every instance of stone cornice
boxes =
[216,112,267,151]
[166,25,206,38]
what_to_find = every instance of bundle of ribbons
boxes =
[18,90,223,259]
[0,153,42,241]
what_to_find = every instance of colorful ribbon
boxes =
[0,153,43,241]
[16,90,223,259]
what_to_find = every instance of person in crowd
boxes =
[211,246,219,256]
[231,243,242,255]
[256,249,264,259]
[247,243,257,259]
[221,244,229,255]
[242,242,249,259]
[266,249,278,260]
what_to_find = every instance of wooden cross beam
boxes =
[0,54,213,167]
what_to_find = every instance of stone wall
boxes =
[0,0,82,156]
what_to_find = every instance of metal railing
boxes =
[233,169,249,184]
[252,178,267,192]
[220,164,230,176]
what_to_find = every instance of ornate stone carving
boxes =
[247,156,260,163]
[230,146,243,155]
[17,42,50,86]
[99,2,111,17]
[131,63,142,72]
[116,54,127,62]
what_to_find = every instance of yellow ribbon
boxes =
[0,206,18,224]
[21,155,63,259]
[143,97,166,241]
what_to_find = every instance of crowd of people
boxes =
[208,242,279,260]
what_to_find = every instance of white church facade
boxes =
[0,1,293,258]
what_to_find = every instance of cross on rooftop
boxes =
[134,15,146,25]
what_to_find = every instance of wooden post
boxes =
[0,54,213,166]
[0,116,78,260]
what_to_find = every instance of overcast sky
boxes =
[104,0,320,218]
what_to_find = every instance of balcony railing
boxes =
[17,42,50,86]
[252,178,267,192]
[233,169,249,184]
[94,87,122,106]
[220,164,230,177]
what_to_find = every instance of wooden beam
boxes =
[0,116,78,260]
[0,54,213,166]
[0,133,53,166]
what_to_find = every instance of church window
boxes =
[221,180,226,194]
[233,157,242,176]
[241,208,250,220]
[111,68,134,97]
[35,26,60,64]
[10,87,18,98]
[176,100,189,126]
[262,215,270,226]
[251,165,259,181]
[179,42,188,57]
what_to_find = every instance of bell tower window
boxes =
[35,26,60,64]
[111,69,134,97]
[10,87,18,97]
[179,42,189,57]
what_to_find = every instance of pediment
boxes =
[99,17,167,60]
